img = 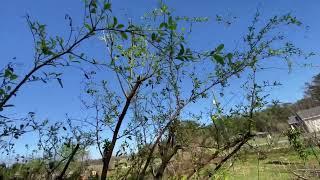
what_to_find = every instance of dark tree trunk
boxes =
[212,132,253,174]
[56,143,80,180]
[100,81,141,180]
[154,162,166,180]
[154,145,180,180]
[138,116,178,179]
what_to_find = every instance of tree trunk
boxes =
[56,143,80,180]
[138,115,179,179]
[154,145,179,180]
[187,132,253,179]
[212,132,253,174]
[154,161,167,180]
[100,81,141,180]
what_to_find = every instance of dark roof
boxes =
[297,106,320,120]
[288,116,298,125]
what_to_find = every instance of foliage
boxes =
[305,73,320,103]
[286,129,310,161]
[253,102,292,132]
[0,0,316,179]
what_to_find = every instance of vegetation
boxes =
[0,0,320,179]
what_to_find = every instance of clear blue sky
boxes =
[1,0,320,160]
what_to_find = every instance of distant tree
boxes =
[286,73,320,111]
[254,102,292,132]
[305,73,320,103]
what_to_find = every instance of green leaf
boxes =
[90,8,96,14]
[104,3,111,10]
[213,54,224,65]
[176,56,184,61]
[4,69,12,78]
[10,74,18,80]
[0,89,4,95]
[113,17,118,27]
[84,23,92,31]
[41,46,52,55]
[116,24,124,29]
[226,53,233,61]
[168,16,173,25]
[91,0,97,8]
[151,33,157,41]
[159,22,167,29]
[178,44,185,56]
[216,44,224,53]
[168,16,177,30]
[57,78,63,88]
[120,32,128,40]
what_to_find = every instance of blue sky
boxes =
[1,0,320,160]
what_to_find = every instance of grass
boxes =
[81,134,320,180]
[212,149,320,180]
[92,135,320,180]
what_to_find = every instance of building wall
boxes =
[303,117,320,133]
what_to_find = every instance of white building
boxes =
[288,106,320,133]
